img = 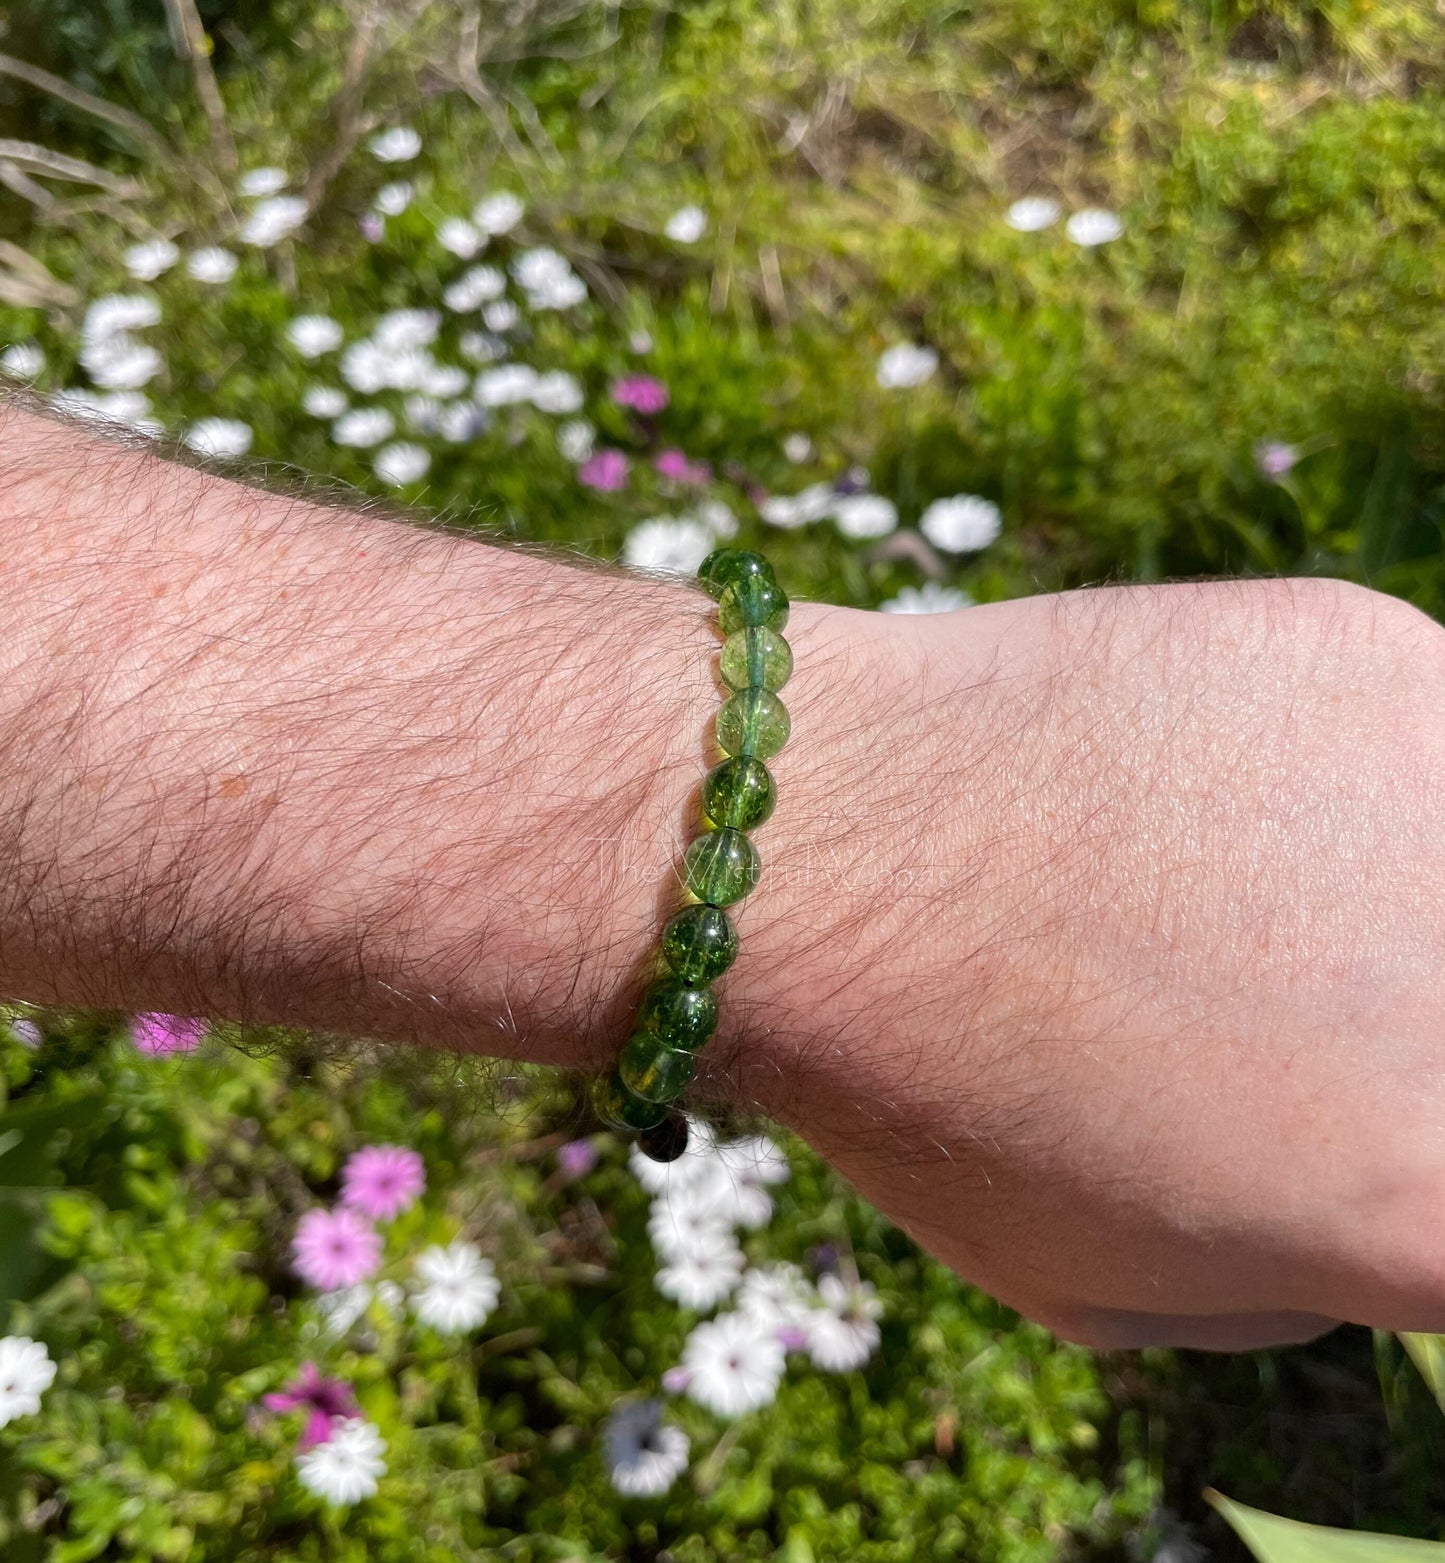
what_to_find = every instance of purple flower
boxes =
[291,1207,383,1291]
[660,1365,693,1394]
[262,1362,361,1451]
[339,1145,425,1221]
[777,1324,809,1352]
[359,212,385,243]
[1255,440,1299,482]
[557,1138,600,1180]
[578,449,630,491]
[611,375,669,416]
[654,449,711,486]
[132,1012,204,1056]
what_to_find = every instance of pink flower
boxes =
[611,375,669,415]
[578,449,630,491]
[262,1362,360,1451]
[557,1139,599,1179]
[132,1012,204,1056]
[339,1145,425,1221]
[654,449,711,485]
[292,1207,382,1291]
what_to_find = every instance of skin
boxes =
[4,399,1445,1349]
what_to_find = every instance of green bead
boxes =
[720,627,793,693]
[638,977,719,1049]
[591,1072,666,1132]
[716,688,791,760]
[684,828,761,906]
[619,1031,698,1103]
[703,756,776,830]
[719,573,789,633]
[698,548,774,601]
[661,904,739,982]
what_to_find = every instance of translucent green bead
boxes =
[619,1031,697,1103]
[684,828,761,907]
[716,688,791,760]
[638,977,719,1049]
[718,574,789,633]
[720,627,793,693]
[591,1071,666,1132]
[703,756,776,830]
[661,904,739,982]
[698,548,774,601]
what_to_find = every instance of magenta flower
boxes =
[291,1207,382,1291]
[132,1012,204,1056]
[1255,440,1299,482]
[777,1324,809,1351]
[578,449,630,491]
[611,375,669,415]
[557,1138,600,1179]
[654,449,711,486]
[262,1362,361,1451]
[339,1145,425,1221]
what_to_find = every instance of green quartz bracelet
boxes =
[590,547,792,1163]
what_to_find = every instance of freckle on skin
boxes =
[218,775,249,798]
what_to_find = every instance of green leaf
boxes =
[1208,1491,1445,1563]
[1400,1334,1445,1412]
[0,1093,105,1188]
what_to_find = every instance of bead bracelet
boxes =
[591,547,792,1164]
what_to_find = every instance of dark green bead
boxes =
[698,548,774,601]
[684,828,761,906]
[703,756,776,830]
[661,904,739,982]
[716,688,791,760]
[619,1031,698,1103]
[591,1071,666,1132]
[639,1111,690,1163]
[719,573,789,633]
[720,627,793,693]
[638,977,719,1049]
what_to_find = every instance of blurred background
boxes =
[0,1,1444,1558]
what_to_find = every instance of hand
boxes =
[744,579,1445,1349]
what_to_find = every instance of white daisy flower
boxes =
[1006,196,1062,232]
[79,335,162,390]
[805,1274,883,1372]
[627,1117,722,1196]
[369,125,422,163]
[832,493,898,540]
[437,217,482,257]
[1066,207,1123,247]
[373,180,414,217]
[419,363,468,399]
[472,191,524,235]
[482,298,522,332]
[438,401,488,442]
[338,340,390,394]
[759,481,835,530]
[919,493,1001,553]
[238,166,288,198]
[603,1400,690,1497]
[331,407,395,448]
[187,246,238,284]
[679,1311,785,1418]
[301,385,348,419]
[184,417,252,459]
[402,394,442,433]
[876,342,939,389]
[373,441,431,486]
[647,1188,738,1258]
[295,1416,386,1505]
[693,498,739,540]
[314,1283,372,1338]
[459,330,506,364]
[670,1160,773,1231]
[530,370,585,415]
[82,293,161,340]
[372,308,440,352]
[287,314,343,359]
[0,1336,56,1427]
[622,516,718,576]
[782,433,813,464]
[881,582,973,614]
[716,1135,790,1188]
[512,247,586,310]
[737,1263,815,1331]
[474,363,539,407]
[0,342,44,380]
[556,418,595,463]
[664,204,708,244]
[52,388,152,426]
[411,1240,500,1335]
[530,273,587,311]
[241,195,309,247]
[123,239,179,281]
[443,264,507,312]
[655,1240,746,1311]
